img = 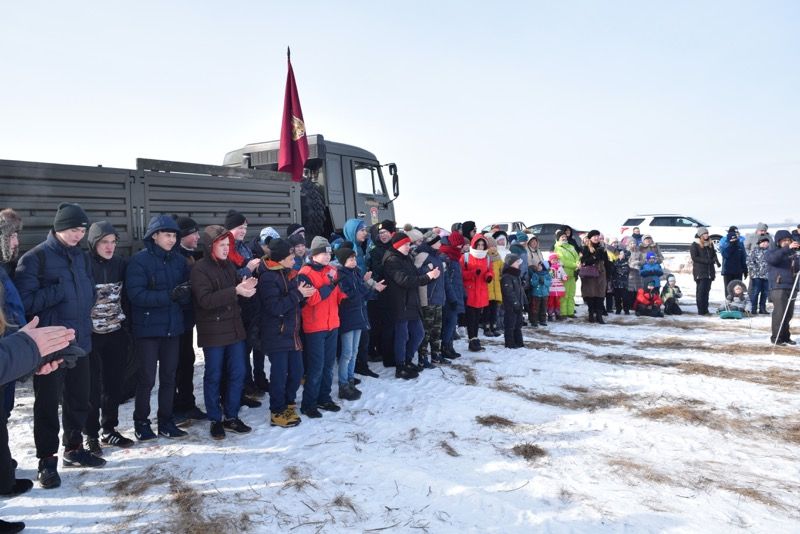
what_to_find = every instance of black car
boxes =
[526,223,586,252]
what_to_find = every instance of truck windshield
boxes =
[354,162,385,196]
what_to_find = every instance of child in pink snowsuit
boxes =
[548,253,568,320]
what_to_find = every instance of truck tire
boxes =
[301,178,326,243]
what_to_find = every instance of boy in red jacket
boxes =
[635,279,664,317]
[297,237,348,418]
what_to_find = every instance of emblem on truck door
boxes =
[291,116,306,141]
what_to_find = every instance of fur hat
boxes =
[268,238,292,262]
[695,226,709,238]
[334,247,356,266]
[0,209,22,264]
[492,230,508,243]
[224,209,247,230]
[53,202,89,232]
[758,235,771,244]
[309,236,331,257]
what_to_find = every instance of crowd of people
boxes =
[0,204,797,533]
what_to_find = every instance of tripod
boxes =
[772,270,800,350]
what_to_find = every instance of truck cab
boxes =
[223,134,398,239]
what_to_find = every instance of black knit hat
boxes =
[268,238,292,262]
[335,247,356,266]
[461,220,476,237]
[587,229,601,239]
[174,216,199,238]
[378,219,397,234]
[391,232,411,250]
[224,209,247,230]
[53,202,89,232]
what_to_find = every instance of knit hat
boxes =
[758,235,771,244]
[378,219,397,234]
[727,229,739,241]
[88,221,118,250]
[774,230,792,243]
[423,230,441,247]
[406,229,424,244]
[268,238,292,262]
[548,253,559,262]
[334,247,356,265]
[461,221,476,237]
[587,229,601,239]
[646,252,656,260]
[260,226,281,245]
[391,232,411,250]
[53,202,89,232]
[504,253,521,269]
[757,222,768,232]
[515,231,528,243]
[288,233,306,247]
[309,235,331,256]
[172,216,199,238]
[0,208,22,263]
[402,223,414,232]
[728,225,738,233]
[695,226,709,238]
[224,209,246,230]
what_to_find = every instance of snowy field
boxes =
[3,255,800,533]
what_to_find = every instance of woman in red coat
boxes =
[461,234,493,352]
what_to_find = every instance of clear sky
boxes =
[1,1,798,235]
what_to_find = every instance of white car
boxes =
[620,214,728,247]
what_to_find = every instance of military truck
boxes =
[0,134,398,255]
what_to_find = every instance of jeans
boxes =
[203,341,246,422]
[751,278,769,312]
[338,329,361,385]
[302,329,338,410]
[133,337,180,424]
[393,319,425,365]
[267,350,303,413]
[441,304,459,345]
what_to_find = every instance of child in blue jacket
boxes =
[528,262,552,326]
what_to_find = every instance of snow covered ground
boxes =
[3,258,800,533]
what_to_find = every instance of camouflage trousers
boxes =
[419,305,443,357]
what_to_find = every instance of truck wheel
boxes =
[301,178,326,243]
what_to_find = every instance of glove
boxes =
[170,282,192,303]
[39,343,84,370]
[485,275,493,284]
[475,269,482,276]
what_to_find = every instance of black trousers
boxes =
[771,288,796,343]
[481,301,498,329]
[0,384,13,493]
[133,337,179,424]
[173,324,197,413]
[613,288,632,312]
[84,329,128,437]
[696,278,713,315]
[503,304,523,347]
[33,355,90,457]
[465,306,483,339]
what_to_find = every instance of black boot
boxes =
[468,338,485,352]
[443,342,461,359]
[595,311,606,324]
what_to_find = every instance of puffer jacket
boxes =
[548,262,567,296]
[529,268,552,298]
[612,254,631,290]
[190,226,246,348]
[765,245,800,290]
[443,254,466,313]
[635,287,663,309]
[258,260,304,353]
[719,236,748,276]
[298,261,347,333]
[125,215,188,338]
[336,264,372,333]
[554,241,579,278]
[486,252,503,303]
[725,280,749,311]
[15,231,95,352]
[383,247,432,322]
[461,234,493,309]
[690,239,719,281]
[500,265,525,312]
[343,218,370,274]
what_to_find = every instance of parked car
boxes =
[481,221,528,235]
[620,214,727,248]
[526,223,586,252]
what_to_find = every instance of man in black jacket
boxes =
[367,220,396,367]
[765,230,800,345]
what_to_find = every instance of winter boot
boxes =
[419,356,436,369]
[468,338,485,352]
[355,364,379,378]
[318,401,342,412]
[595,312,606,324]
[0,479,32,497]
[431,352,450,365]
[442,342,461,359]
[271,409,302,428]
[37,457,60,489]
[587,312,596,323]
[210,421,225,440]
[338,383,361,401]
[395,363,419,380]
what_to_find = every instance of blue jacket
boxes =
[719,236,748,276]
[765,245,800,290]
[126,216,188,338]
[257,261,305,354]
[529,268,552,298]
[639,261,664,280]
[336,264,372,333]
[15,231,95,352]
[443,255,466,313]
[343,218,370,274]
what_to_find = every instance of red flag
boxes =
[278,49,309,182]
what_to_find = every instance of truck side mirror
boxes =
[388,163,399,198]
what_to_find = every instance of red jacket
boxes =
[635,287,663,309]
[298,262,347,333]
[461,234,493,309]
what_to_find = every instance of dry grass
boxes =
[717,483,786,509]
[491,381,636,412]
[449,363,477,385]
[475,414,516,428]
[561,385,590,393]
[330,493,359,516]
[439,440,460,457]
[110,465,171,503]
[472,358,493,364]
[282,465,317,492]
[511,442,547,461]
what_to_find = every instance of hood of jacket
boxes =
[200,225,230,250]
[343,218,366,244]
[88,221,118,251]
[143,215,180,242]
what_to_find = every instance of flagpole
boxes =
[287,46,291,61]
